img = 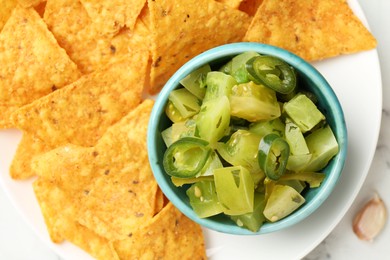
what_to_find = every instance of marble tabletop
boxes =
[0,0,389,259]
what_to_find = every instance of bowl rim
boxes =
[147,42,348,235]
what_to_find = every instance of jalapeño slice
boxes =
[258,133,290,181]
[246,55,296,94]
[163,137,211,178]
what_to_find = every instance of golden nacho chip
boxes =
[0,6,81,128]
[147,0,251,94]
[17,0,44,7]
[10,134,50,180]
[79,0,147,35]
[216,0,243,9]
[44,0,150,74]
[11,53,147,148]
[114,202,207,260]
[0,0,17,32]
[238,0,264,16]
[33,178,120,260]
[244,0,377,61]
[32,100,158,241]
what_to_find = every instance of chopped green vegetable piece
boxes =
[165,100,185,123]
[276,179,306,193]
[203,71,236,102]
[216,129,264,185]
[196,96,230,145]
[304,125,339,172]
[230,193,266,232]
[171,176,214,187]
[168,88,201,119]
[187,181,224,218]
[263,185,305,222]
[163,137,211,178]
[229,81,281,122]
[198,150,223,177]
[285,118,310,155]
[258,134,290,181]
[230,51,260,83]
[286,154,312,172]
[214,166,254,215]
[249,118,285,138]
[180,64,210,99]
[283,93,325,133]
[246,55,296,94]
[279,171,326,188]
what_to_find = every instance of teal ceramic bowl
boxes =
[147,42,347,235]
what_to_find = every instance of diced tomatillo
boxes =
[180,64,210,99]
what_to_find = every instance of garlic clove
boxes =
[353,193,387,242]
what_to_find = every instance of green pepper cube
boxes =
[230,192,266,232]
[283,94,325,133]
[196,96,230,145]
[168,88,201,119]
[285,118,310,155]
[186,181,224,218]
[304,125,339,172]
[203,71,236,102]
[229,81,281,122]
[216,129,264,185]
[263,184,305,222]
[180,64,210,100]
[249,118,285,138]
[214,166,255,215]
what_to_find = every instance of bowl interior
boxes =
[147,43,347,235]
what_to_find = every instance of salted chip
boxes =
[32,100,159,241]
[114,203,207,259]
[79,0,147,35]
[0,6,81,128]
[238,0,264,16]
[11,53,147,148]
[17,0,44,7]
[0,0,17,32]
[147,0,251,94]
[33,178,120,260]
[244,0,377,61]
[9,134,50,180]
[44,0,150,74]
[216,0,243,9]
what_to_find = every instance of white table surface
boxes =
[1,0,389,259]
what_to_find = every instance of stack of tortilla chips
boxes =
[0,0,377,259]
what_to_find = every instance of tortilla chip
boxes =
[33,178,120,260]
[17,0,44,7]
[238,0,264,16]
[9,134,50,180]
[147,0,251,94]
[0,0,17,32]
[11,53,147,148]
[79,0,147,35]
[114,203,207,260]
[33,99,157,241]
[44,0,150,74]
[0,6,81,128]
[216,0,243,9]
[244,0,377,61]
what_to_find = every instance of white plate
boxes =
[0,0,382,259]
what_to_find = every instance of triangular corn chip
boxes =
[147,0,251,94]
[0,6,81,128]
[44,0,150,74]
[114,203,206,259]
[17,0,44,7]
[0,0,17,32]
[79,0,147,35]
[244,0,377,61]
[33,100,160,240]
[216,0,243,9]
[33,178,120,259]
